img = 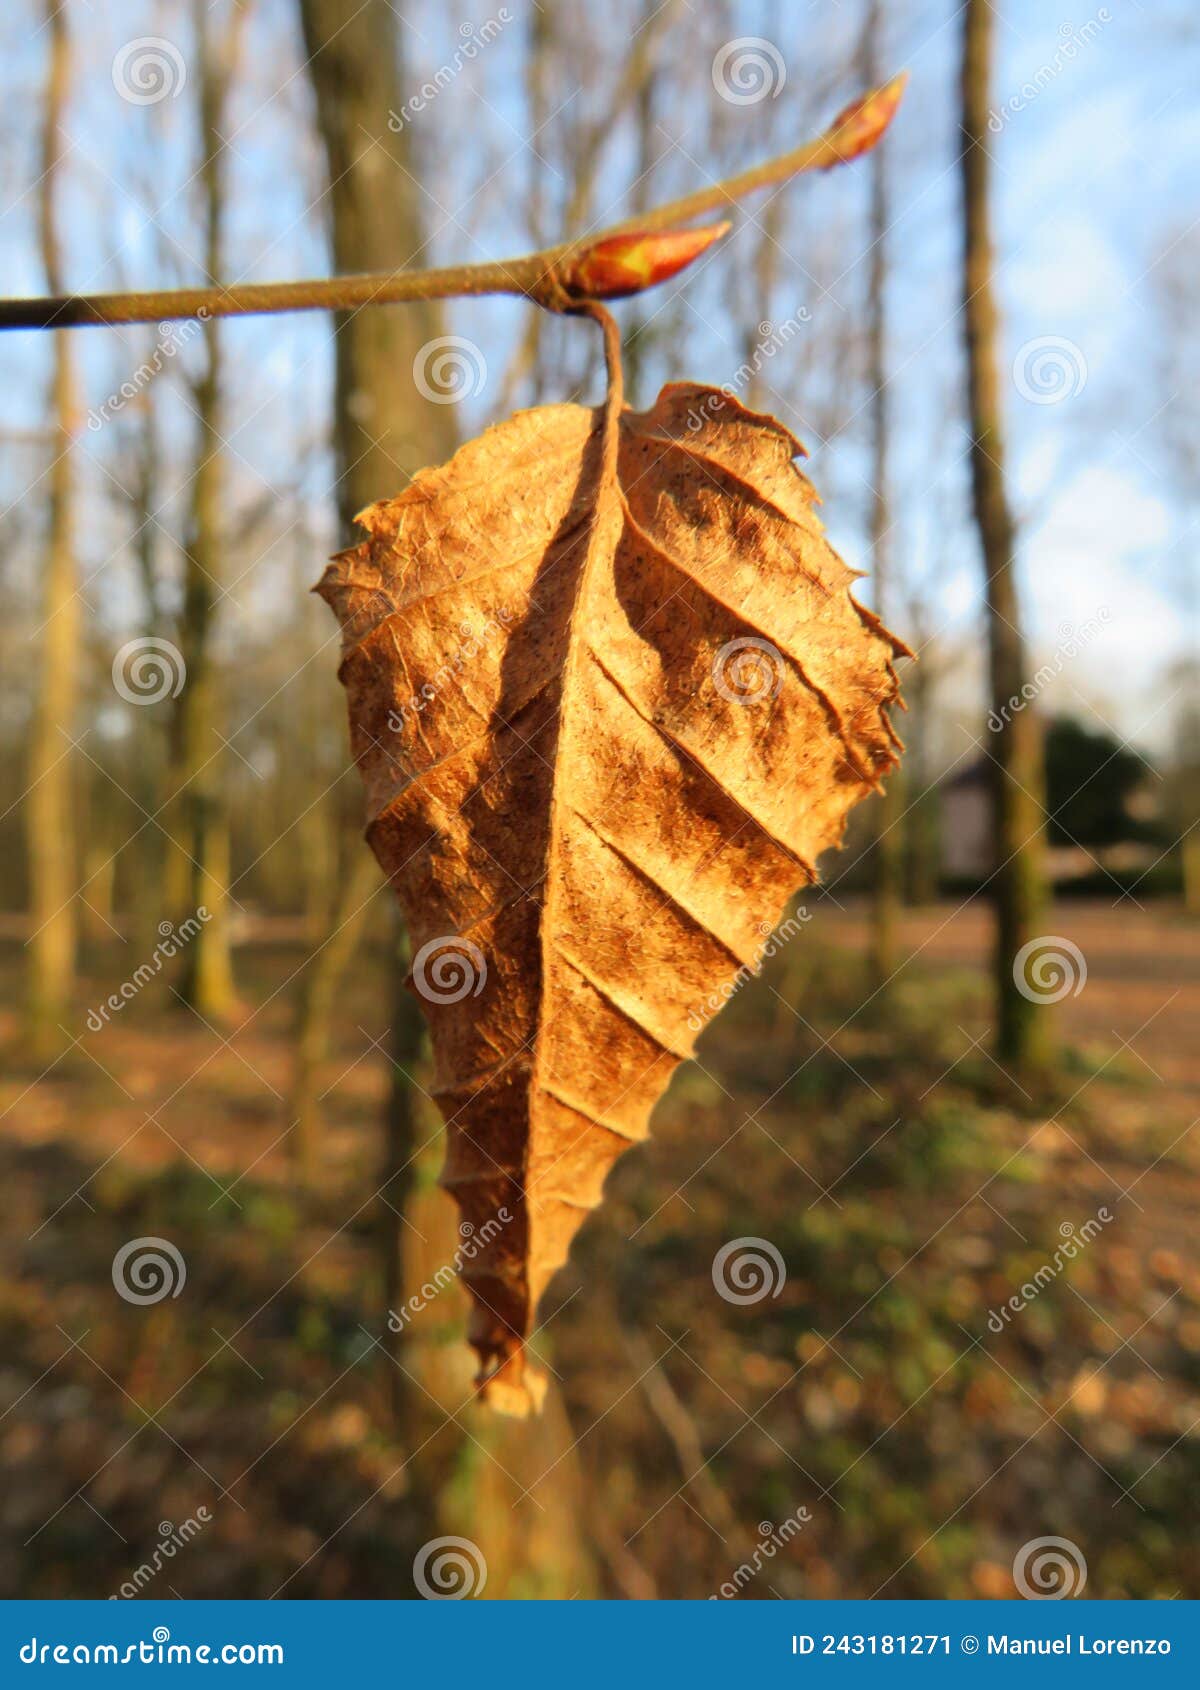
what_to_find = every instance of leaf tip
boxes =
[478,1351,548,1417]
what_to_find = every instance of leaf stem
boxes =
[0,76,905,333]
[575,300,625,496]
[576,301,625,415]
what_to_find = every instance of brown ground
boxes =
[822,898,1200,1100]
[0,897,1197,1599]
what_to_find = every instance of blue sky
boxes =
[0,0,1195,760]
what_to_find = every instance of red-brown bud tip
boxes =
[823,71,908,168]
[563,222,732,301]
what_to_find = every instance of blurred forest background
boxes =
[1,0,1198,1600]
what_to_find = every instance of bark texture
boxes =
[26,0,78,1055]
[863,0,904,985]
[298,0,460,1435]
[174,0,241,1018]
[959,0,1050,1072]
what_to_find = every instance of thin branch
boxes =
[0,76,905,333]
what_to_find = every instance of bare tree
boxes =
[287,841,379,1186]
[173,0,244,1018]
[1153,227,1200,914]
[959,0,1050,1072]
[26,0,78,1057]
[862,0,904,984]
[127,377,171,959]
[297,0,459,1432]
[297,0,459,525]
[296,4,605,1596]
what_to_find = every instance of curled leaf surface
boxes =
[318,382,905,1411]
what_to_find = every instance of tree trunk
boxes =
[862,0,904,985]
[298,0,460,1441]
[1183,831,1200,918]
[903,642,941,907]
[378,916,421,1430]
[174,0,240,1020]
[80,834,116,946]
[288,847,381,1186]
[297,0,459,523]
[298,14,601,1597]
[959,0,1051,1073]
[26,0,78,1059]
[129,380,169,963]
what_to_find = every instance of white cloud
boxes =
[1019,465,1181,746]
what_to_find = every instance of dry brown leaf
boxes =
[317,376,906,1413]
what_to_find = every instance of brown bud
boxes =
[563,222,732,301]
[823,72,908,168]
